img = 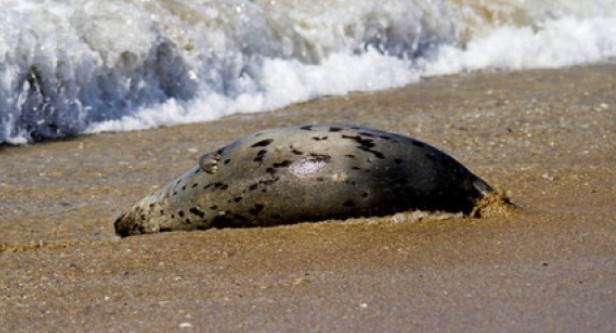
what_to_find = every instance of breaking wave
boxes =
[1,0,615,143]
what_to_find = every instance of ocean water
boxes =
[1,0,615,144]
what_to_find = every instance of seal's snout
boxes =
[114,213,132,237]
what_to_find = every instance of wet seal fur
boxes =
[115,123,495,237]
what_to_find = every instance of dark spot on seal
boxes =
[203,183,213,190]
[251,139,273,148]
[291,149,303,155]
[308,153,331,163]
[189,207,205,218]
[394,158,403,164]
[300,125,313,131]
[362,192,369,198]
[194,168,201,174]
[329,126,343,132]
[264,177,280,185]
[160,209,164,215]
[249,204,265,215]
[176,179,182,185]
[358,146,385,159]
[253,149,267,162]
[181,185,186,191]
[342,134,375,148]
[171,214,175,219]
[312,136,328,141]
[345,154,356,158]
[352,166,362,170]
[178,211,185,218]
[209,205,218,210]
[316,177,325,181]
[234,197,243,203]
[214,182,228,190]
[149,203,155,208]
[224,159,231,164]
[266,167,276,175]
[160,227,172,232]
[343,200,355,207]
[172,191,178,196]
[185,219,191,224]
[273,160,293,168]
[359,131,375,138]
[248,177,281,192]
[140,214,146,221]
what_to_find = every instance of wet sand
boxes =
[1,63,614,332]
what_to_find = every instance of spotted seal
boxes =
[114,123,494,237]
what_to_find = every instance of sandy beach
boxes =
[1,63,614,332]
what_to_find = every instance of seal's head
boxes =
[113,203,154,237]
[114,192,169,237]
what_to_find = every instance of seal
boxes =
[114,123,494,237]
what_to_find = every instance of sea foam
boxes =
[1,0,615,144]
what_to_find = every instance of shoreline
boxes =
[1,63,614,332]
